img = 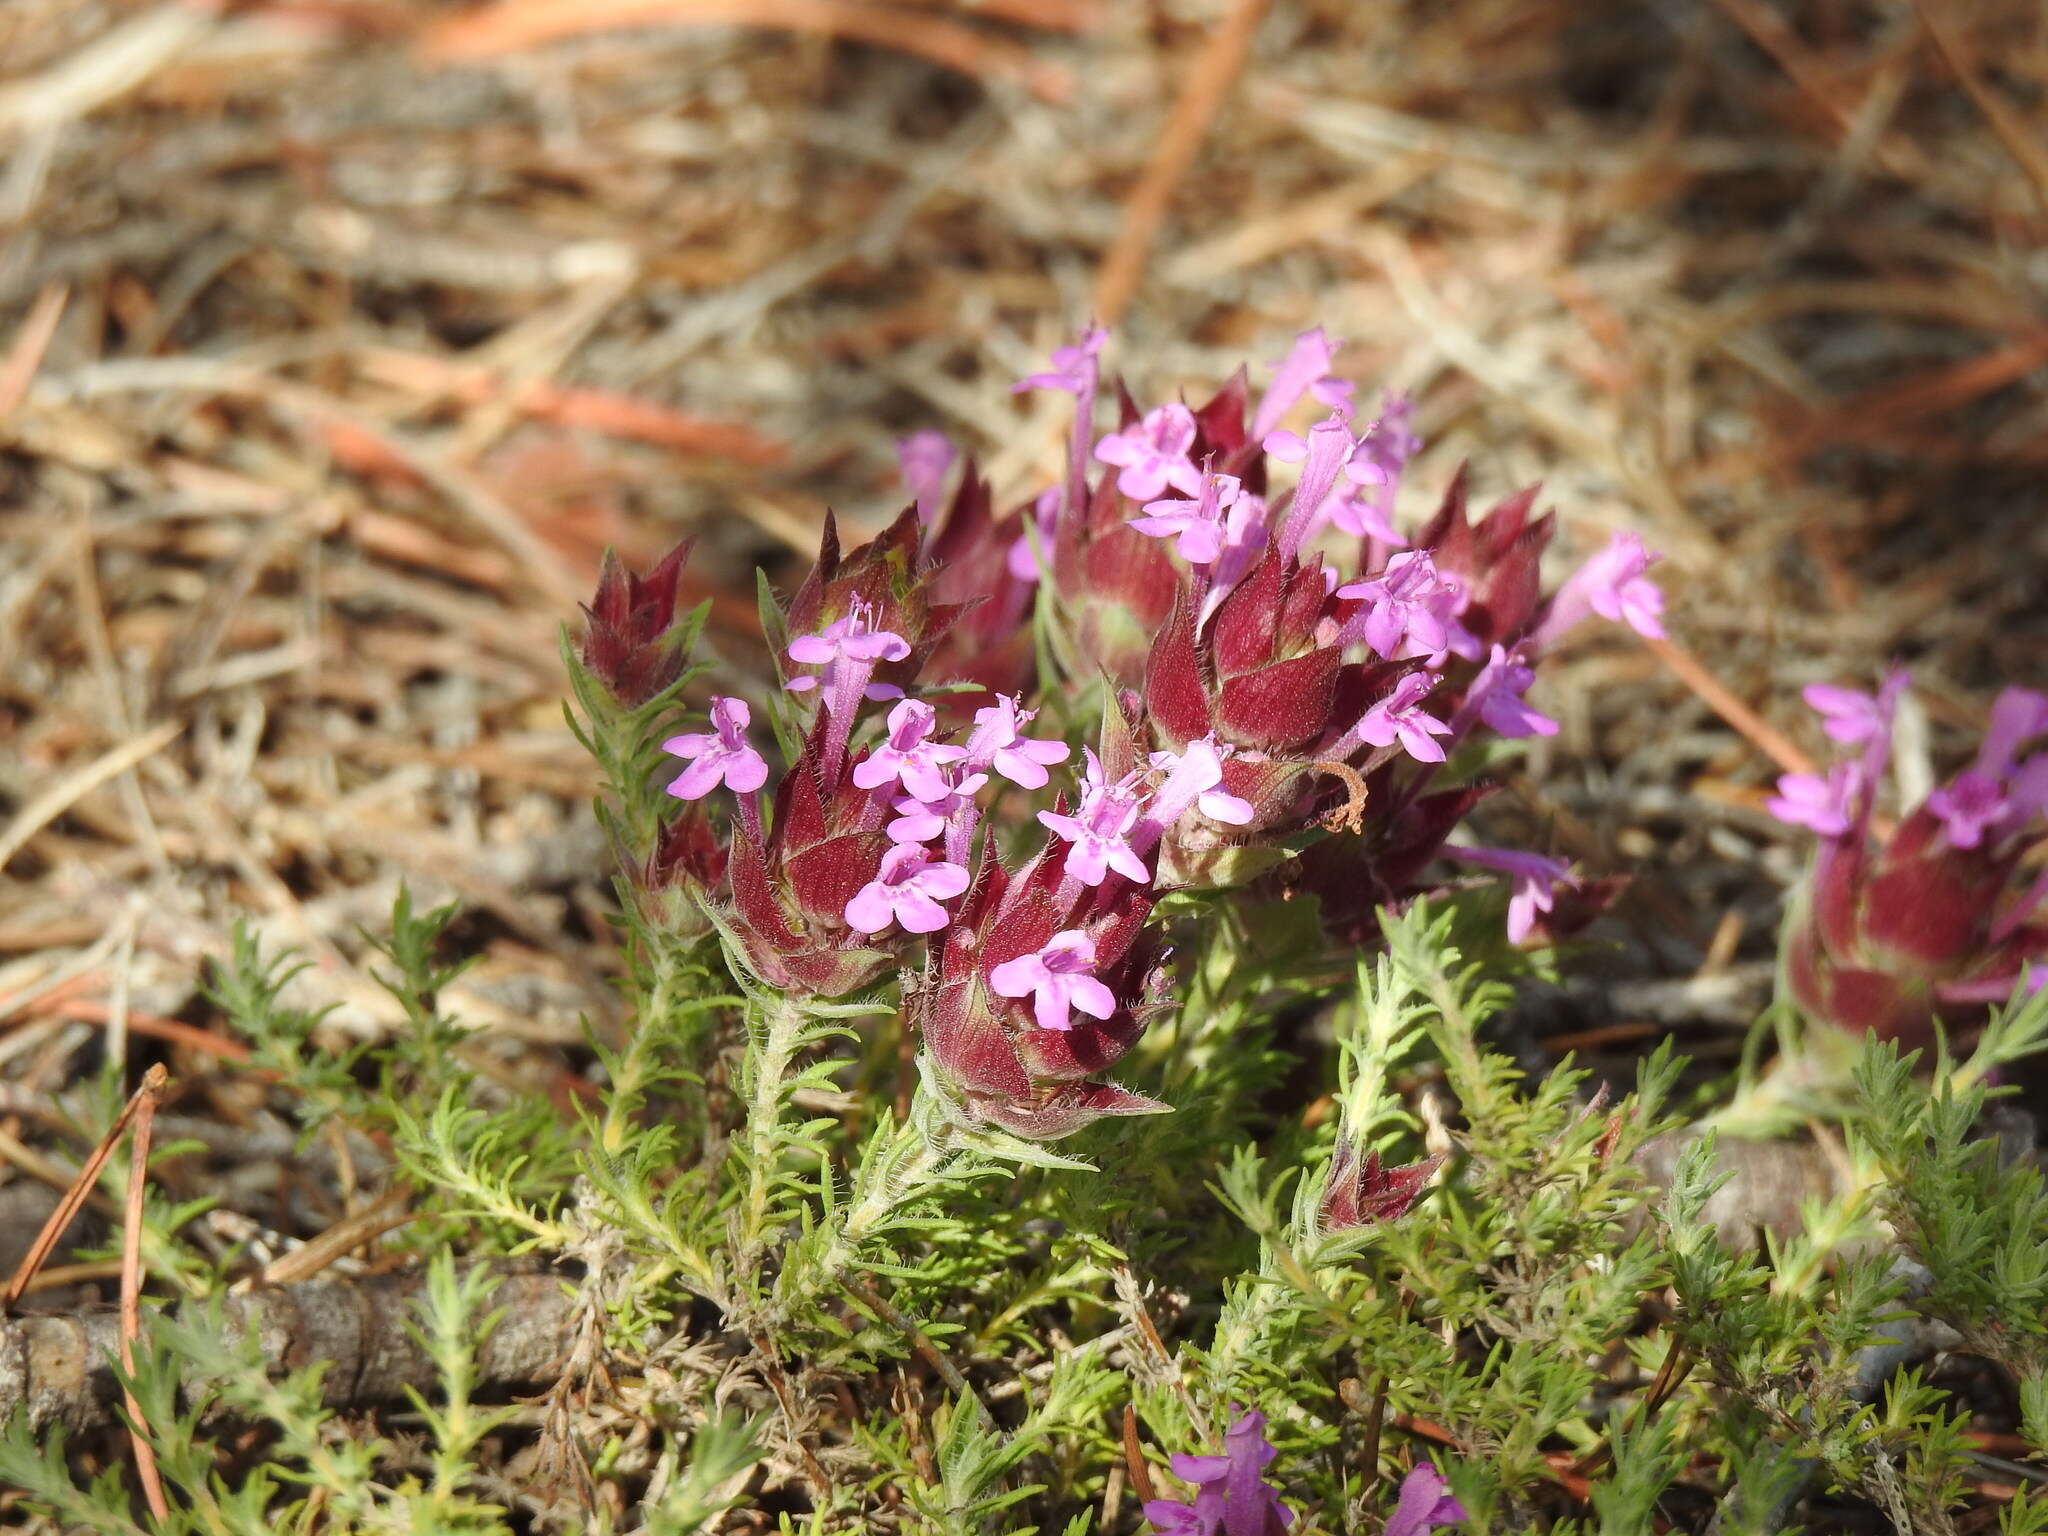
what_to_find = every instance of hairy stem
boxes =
[736,992,812,1286]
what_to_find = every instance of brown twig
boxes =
[421,0,1073,101]
[1091,0,1274,325]
[118,1068,170,1524]
[30,994,253,1063]
[1642,634,1814,779]
[1911,1,2048,209]
[1571,1339,1696,1479]
[842,1274,970,1399]
[1121,1403,1156,1504]
[0,285,68,418]
[2,1064,168,1314]
[256,1186,417,1288]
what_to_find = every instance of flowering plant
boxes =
[1767,674,2048,1044]
[628,325,1662,1143]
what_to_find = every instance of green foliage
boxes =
[14,634,2048,1536]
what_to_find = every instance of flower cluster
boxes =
[1769,674,2048,1042]
[602,325,1663,1139]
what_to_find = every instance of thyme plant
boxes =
[5,327,2046,1535]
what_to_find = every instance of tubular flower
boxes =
[885,766,988,847]
[1142,1409,1294,1536]
[1778,678,2048,1044]
[1037,749,1152,887]
[1332,394,1420,547]
[1097,403,1205,502]
[1352,673,1456,764]
[1457,644,1558,739]
[963,694,1071,790]
[844,844,971,936]
[1130,474,1244,565]
[1532,528,1664,648]
[1252,325,1353,439]
[850,699,966,800]
[1337,551,1464,661]
[988,930,1117,1033]
[662,697,770,801]
[1443,844,1576,945]
[897,430,956,526]
[1385,1463,1468,1536]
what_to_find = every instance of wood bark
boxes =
[0,1264,576,1434]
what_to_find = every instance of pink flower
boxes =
[1037,749,1151,886]
[1332,395,1420,544]
[1142,1409,1294,1536]
[1146,740,1255,830]
[1338,551,1461,661]
[2010,754,2048,822]
[1130,474,1243,565]
[965,694,1072,790]
[1353,672,1455,763]
[989,930,1118,1033]
[1385,1462,1467,1536]
[1802,680,1896,746]
[1264,413,1356,560]
[886,767,988,844]
[1006,486,1061,581]
[1976,686,2048,779]
[897,430,956,525]
[1097,404,1204,502]
[1532,530,1665,648]
[1445,845,1575,945]
[1252,326,1354,438]
[843,844,970,935]
[1198,489,1276,623]
[852,699,966,800]
[1013,326,1107,396]
[1464,644,1559,739]
[785,599,911,695]
[661,696,769,800]
[1328,476,1406,547]
[1927,770,2009,850]
[1767,762,1865,839]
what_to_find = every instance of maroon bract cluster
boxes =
[919,840,1168,1139]
[606,325,1666,1139]
[1318,1145,1445,1232]
[580,538,698,708]
[1770,677,2048,1044]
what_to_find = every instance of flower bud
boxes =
[579,538,699,706]
[1413,474,1554,652]
[784,509,976,698]
[920,463,1039,703]
[1319,1145,1445,1231]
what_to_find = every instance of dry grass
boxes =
[1,0,2045,1204]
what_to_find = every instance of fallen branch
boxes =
[0,1265,577,1434]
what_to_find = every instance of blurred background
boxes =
[2,0,2045,1060]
